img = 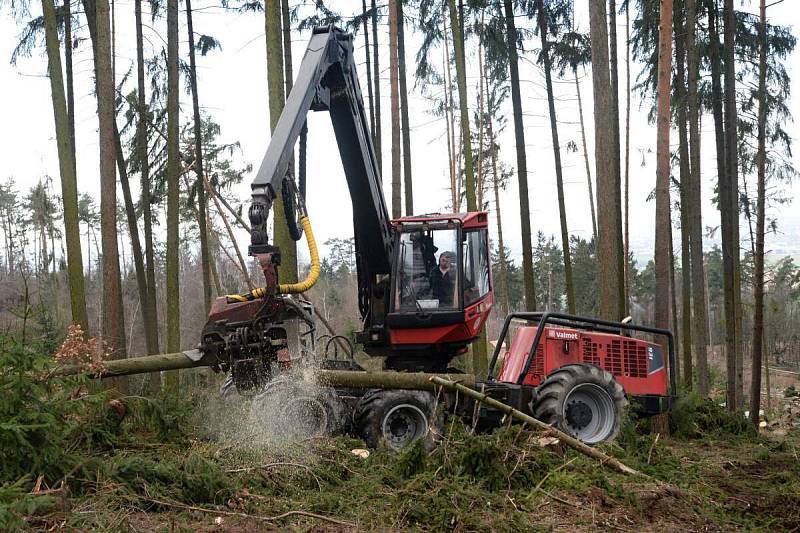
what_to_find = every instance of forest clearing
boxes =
[2,0,800,530]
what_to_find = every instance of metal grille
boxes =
[606,339,623,375]
[623,340,648,378]
[582,339,600,366]
[532,343,545,379]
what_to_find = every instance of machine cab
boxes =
[384,212,493,364]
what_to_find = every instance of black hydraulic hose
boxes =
[282,120,308,241]
[299,120,307,199]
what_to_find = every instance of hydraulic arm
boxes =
[247,26,394,328]
[199,26,397,391]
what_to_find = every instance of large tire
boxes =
[250,377,343,442]
[354,389,436,450]
[530,364,627,445]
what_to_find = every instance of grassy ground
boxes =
[8,389,800,532]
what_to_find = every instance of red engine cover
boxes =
[495,326,668,396]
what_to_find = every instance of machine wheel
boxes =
[530,364,627,445]
[250,377,343,441]
[354,390,436,451]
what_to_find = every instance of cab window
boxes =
[462,229,490,306]
[395,227,459,311]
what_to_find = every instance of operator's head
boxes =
[439,251,455,270]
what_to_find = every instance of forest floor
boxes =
[12,385,800,533]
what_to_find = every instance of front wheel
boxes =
[530,364,627,445]
[354,390,437,450]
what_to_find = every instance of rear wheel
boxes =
[354,390,436,450]
[250,378,343,441]
[530,364,627,445]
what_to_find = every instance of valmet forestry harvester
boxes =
[69,26,675,448]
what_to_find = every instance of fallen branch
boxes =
[144,496,354,527]
[538,488,580,508]
[225,462,322,491]
[647,433,660,465]
[224,462,310,474]
[429,376,641,476]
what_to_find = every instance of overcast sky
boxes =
[1,1,799,269]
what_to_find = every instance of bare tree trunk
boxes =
[95,0,127,390]
[575,69,597,242]
[686,0,709,396]
[503,0,536,311]
[488,105,509,315]
[608,0,625,315]
[588,0,620,320]
[164,0,181,391]
[281,0,298,220]
[449,0,485,374]
[64,0,76,183]
[281,0,292,95]
[675,3,693,388]
[724,0,744,411]
[443,14,458,212]
[536,0,574,314]
[654,0,673,336]
[397,0,413,216]
[186,0,212,313]
[266,0,296,284]
[135,0,161,379]
[388,0,401,218]
[114,124,151,360]
[708,4,735,408]
[361,0,375,146]
[42,0,88,333]
[670,222,681,382]
[750,0,767,425]
[477,11,485,210]
[371,0,382,177]
[624,3,631,310]
[448,0,476,210]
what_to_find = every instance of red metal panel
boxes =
[388,296,492,346]
[495,326,669,396]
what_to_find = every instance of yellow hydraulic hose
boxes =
[225,214,320,303]
[279,215,319,294]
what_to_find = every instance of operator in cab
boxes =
[429,251,456,306]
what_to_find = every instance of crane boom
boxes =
[248,26,393,281]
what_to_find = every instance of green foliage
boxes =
[0,334,95,485]
[669,392,756,439]
[110,452,234,504]
[0,477,56,531]
[123,393,197,442]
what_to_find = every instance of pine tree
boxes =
[266,0,297,283]
[389,0,402,218]
[186,0,213,313]
[97,0,127,389]
[503,0,536,311]
[134,0,161,378]
[534,0,575,314]
[588,0,621,320]
[41,0,88,333]
[164,0,181,391]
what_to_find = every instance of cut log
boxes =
[429,376,641,476]
[50,351,475,392]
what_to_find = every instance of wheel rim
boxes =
[381,404,428,450]
[562,383,616,444]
